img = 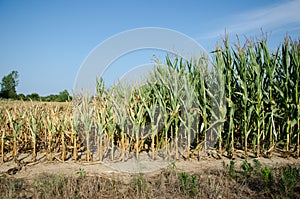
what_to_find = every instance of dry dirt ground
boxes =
[0,151,299,179]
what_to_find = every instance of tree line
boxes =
[0,70,72,102]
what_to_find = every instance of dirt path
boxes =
[1,151,299,180]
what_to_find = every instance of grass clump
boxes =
[0,162,299,198]
[179,172,199,196]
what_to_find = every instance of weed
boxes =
[34,174,65,197]
[280,166,298,196]
[261,166,274,187]
[240,159,253,177]
[76,168,86,177]
[5,180,23,198]
[179,172,199,196]
[222,160,237,179]
[132,173,147,194]
[253,159,261,172]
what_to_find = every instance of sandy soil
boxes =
[1,151,299,181]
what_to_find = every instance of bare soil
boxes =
[0,150,298,179]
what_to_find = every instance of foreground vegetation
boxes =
[0,36,299,164]
[0,159,299,198]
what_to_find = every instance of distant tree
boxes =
[27,93,40,101]
[56,90,71,102]
[0,70,19,99]
[17,93,26,101]
[46,94,58,102]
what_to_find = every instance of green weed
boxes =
[179,172,199,196]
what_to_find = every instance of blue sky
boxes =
[0,0,299,96]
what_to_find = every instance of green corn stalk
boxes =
[167,70,179,158]
[96,77,105,100]
[94,80,111,161]
[233,41,254,157]
[128,87,146,160]
[222,37,236,156]
[213,44,227,154]
[177,74,197,159]
[168,93,181,159]
[297,92,299,156]
[189,57,210,159]
[105,102,116,161]
[152,65,171,155]
[196,58,209,153]
[158,60,183,158]
[110,84,130,161]
[281,39,293,151]
[281,38,300,157]
[141,92,163,159]
[145,70,169,158]
[141,91,154,158]
[79,96,94,162]
[95,101,107,161]
[290,40,300,157]
[27,109,38,162]
[166,65,185,157]
[78,36,300,161]
[262,40,278,154]
[249,41,265,157]
[167,57,199,158]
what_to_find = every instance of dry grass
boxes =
[0,162,299,199]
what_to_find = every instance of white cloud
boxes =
[198,0,300,39]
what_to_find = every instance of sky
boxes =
[0,0,299,96]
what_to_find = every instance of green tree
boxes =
[56,90,71,102]
[17,93,26,101]
[27,93,40,101]
[46,94,58,102]
[0,70,19,99]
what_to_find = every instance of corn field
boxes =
[0,36,299,163]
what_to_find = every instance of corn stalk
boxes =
[6,109,23,161]
[27,107,38,162]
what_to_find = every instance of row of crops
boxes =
[0,36,299,163]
